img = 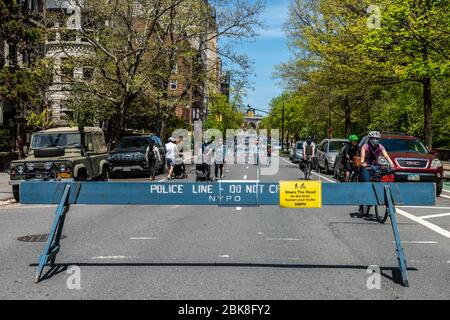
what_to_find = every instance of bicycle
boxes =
[352,165,395,224]
[300,156,314,180]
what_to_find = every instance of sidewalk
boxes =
[0,172,12,201]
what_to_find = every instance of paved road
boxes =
[0,173,12,201]
[0,157,449,299]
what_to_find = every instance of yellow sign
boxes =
[279,181,322,209]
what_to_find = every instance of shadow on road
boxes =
[31,262,417,285]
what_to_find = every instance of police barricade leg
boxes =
[384,184,409,287]
[35,184,71,283]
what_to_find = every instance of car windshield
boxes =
[31,133,81,148]
[115,137,149,149]
[382,138,428,154]
[329,141,348,152]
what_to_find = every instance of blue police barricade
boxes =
[20,181,436,286]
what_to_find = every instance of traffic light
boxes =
[216,114,223,122]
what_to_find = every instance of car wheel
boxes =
[76,170,87,182]
[325,161,330,174]
[333,166,338,179]
[100,166,109,181]
[12,185,20,203]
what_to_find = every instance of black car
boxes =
[109,135,164,178]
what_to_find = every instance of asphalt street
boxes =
[0,157,449,299]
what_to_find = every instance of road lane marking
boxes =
[279,157,450,239]
[222,180,260,183]
[219,255,230,258]
[395,241,438,244]
[266,238,300,241]
[396,209,450,238]
[130,237,161,240]
[419,213,450,220]
[440,194,450,199]
[279,156,336,183]
[92,256,134,260]
[236,207,242,211]
[0,205,57,210]
[243,175,248,180]
[171,205,181,209]
[398,206,450,210]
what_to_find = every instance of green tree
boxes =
[53,0,264,142]
[206,93,243,132]
[362,0,450,147]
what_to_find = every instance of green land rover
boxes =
[9,127,109,202]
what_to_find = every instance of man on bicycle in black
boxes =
[300,137,315,173]
[341,134,360,182]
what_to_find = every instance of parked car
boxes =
[316,139,350,174]
[289,141,304,163]
[109,135,164,178]
[9,127,109,202]
[359,133,444,196]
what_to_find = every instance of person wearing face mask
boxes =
[360,131,395,183]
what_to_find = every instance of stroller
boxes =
[195,163,211,182]
[173,163,188,179]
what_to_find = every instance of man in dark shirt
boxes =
[342,135,360,182]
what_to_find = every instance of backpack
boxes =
[147,146,156,162]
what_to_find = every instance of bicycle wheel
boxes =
[304,162,311,180]
[376,206,389,224]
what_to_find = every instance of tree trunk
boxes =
[423,76,433,148]
[343,96,351,137]
[112,98,128,143]
[160,114,168,143]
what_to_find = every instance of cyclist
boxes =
[359,131,395,214]
[300,137,316,172]
[341,134,361,182]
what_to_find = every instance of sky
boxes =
[233,0,291,112]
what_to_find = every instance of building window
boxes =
[83,67,94,81]
[171,63,178,74]
[60,58,73,83]
[60,29,77,42]
[170,80,178,91]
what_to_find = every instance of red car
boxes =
[359,133,444,196]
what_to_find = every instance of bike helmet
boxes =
[349,134,359,142]
[306,136,313,145]
[368,131,381,139]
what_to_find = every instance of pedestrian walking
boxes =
[145,139,161,181]
[165,137,178,180]
[214,144,226,180]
